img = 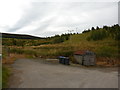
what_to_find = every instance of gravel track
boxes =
[9,59,118,88]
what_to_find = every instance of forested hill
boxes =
[2,33,45,39]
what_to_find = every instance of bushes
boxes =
[87,24,120,41]
[52,37,64,44]
[51,34,69,44]
[115,30,120,40]
[87,29,108,41]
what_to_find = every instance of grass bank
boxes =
[0,64,2,89]
[3,33,119,66]
[2,25,120,66]
[2,66,11,88]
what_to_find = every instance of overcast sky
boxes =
[0,0,119,37]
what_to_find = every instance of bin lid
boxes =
[59,56,69,59]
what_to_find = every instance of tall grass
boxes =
[2,66,10,88]
[0,64,1,89]
[96,46,118,57]
[9,48,24,54]
[2,30,119,66]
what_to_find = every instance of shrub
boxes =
[88,29,108,41]
[115,31,120,40]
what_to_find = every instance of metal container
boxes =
[74,50,96,66]
[59,56,70,65]
[64,58,70,65]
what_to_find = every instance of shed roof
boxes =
[74,50,86,55]
[74,50,94,55]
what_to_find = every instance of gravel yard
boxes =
[9,59,118,88]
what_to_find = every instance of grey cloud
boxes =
[7,2,118,37]
[0,25,10,32]
[8,2,57,32]
[32,16,57,33]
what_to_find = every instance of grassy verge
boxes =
[2,66,10,88]
[0,64,2,89]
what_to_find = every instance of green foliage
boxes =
[82,29,90,33]
[2,66,10,88]
[9,48,38,57]
[88,29,108,41]
[52,37,64,44]
[115,31,120,40]
[56,50,73,57]
[96,46,118,58]
[96,26,100,30]
[10,48,24,54]
[86,24,120,41]
[2,33,70,46]
[0,64,1,89]
[2,24,119,62]
[32,45,74,58]
[2,49,8,59]
[24,50,38,57]
[51,34,70,44]
[2,46,13,58]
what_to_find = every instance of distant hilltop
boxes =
[1,33,45,39]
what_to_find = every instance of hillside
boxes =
[2,33,45,39]
[2,24,120,66]
[30,24,120,66]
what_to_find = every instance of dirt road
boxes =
[9,59,118,88]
